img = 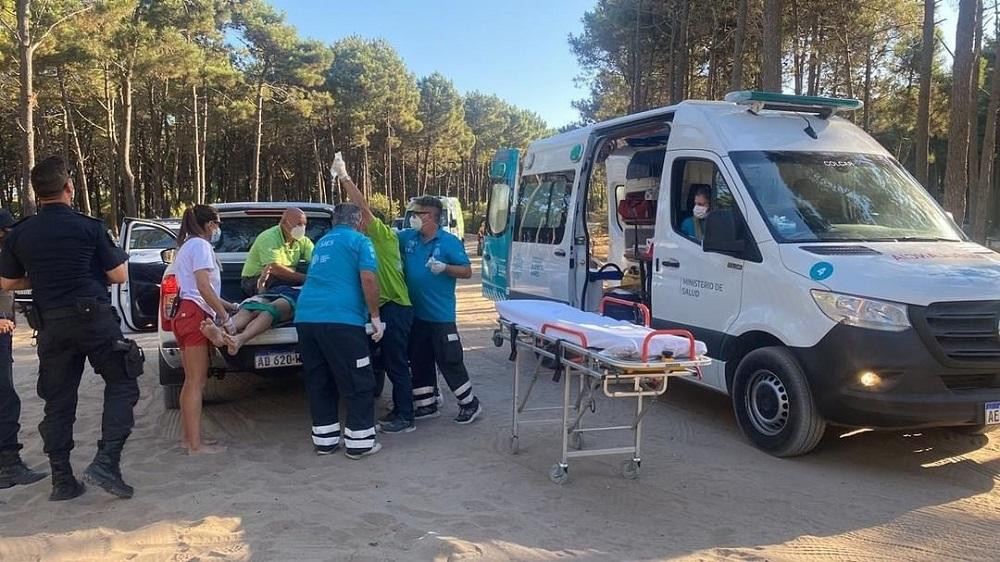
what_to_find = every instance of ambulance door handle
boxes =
[483,253,492,261]
[554,249,566,257]
[661,258,680,269]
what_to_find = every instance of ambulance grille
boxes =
[939,373,1000,392]
[801,245,880,256]
[922,301,1000,363]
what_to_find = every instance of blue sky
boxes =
[269,0,593,129]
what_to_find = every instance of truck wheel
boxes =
[732,347,826,457]
[163,384,182,410]
[159,354,183,410]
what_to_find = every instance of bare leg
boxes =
[179,345,226,455]
[226,300,292,355]
[231,308,258,332]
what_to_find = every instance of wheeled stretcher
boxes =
[493,300,710,484]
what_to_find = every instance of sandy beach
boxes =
[0,255,997,561]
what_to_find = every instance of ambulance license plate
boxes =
[254,351,301,369]
[986,401,1000,425]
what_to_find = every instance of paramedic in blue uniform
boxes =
[295,202,385,459]
[0,208,47,491]
[0,156,141,501]
[399,196,482,424]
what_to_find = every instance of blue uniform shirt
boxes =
[295,225,377,326]
[398,228,470,323]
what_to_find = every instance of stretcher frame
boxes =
[493,317,710,485]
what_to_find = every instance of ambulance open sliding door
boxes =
[482,148,519,301]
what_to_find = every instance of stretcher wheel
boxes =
[492,330,504,347]
[549,464,569,485]
[622,459,640,480]
[569,432,584,450]
[509,435,519,454]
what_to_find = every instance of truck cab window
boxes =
[671,159,736,242]
[514,171,575,245]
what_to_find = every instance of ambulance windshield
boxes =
[730,151,964,243]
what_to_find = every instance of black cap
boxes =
[0,209,13,229]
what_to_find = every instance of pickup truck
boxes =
[117,203,334,409]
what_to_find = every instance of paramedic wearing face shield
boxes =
[295,203,384,459]
[240,208,314,296]
[399,197,482,424]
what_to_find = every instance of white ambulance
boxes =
[482,91,1000,456]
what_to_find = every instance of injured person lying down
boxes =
[200,285,299,355]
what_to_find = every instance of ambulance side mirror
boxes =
[450,219,458,228]
[702,210,747,256]
[160,249,176,264]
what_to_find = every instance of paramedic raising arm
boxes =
[339,175,374,228]
[194,268,235,319]
[360,270,380,319]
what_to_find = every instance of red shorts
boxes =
[173,300,210,349]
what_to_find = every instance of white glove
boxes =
[368,317,385,343]
[330,152,349,180]
[427,257,447,275]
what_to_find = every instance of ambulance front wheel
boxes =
[732,347,826,457]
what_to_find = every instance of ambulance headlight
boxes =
[810,290,911,332]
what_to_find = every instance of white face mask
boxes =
[409,215,423,230]
[210,227,221,245]
[290,225,306,240]
[693,205,709,219]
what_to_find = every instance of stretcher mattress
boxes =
[496,300,708,359]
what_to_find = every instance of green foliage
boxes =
[368,192,399,221]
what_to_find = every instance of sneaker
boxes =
[314,445,339,456]
[454,398,482,425]
[379,410,398,424]
[379,418,415,434]
[345,441,382,460]
[414,405,440,420]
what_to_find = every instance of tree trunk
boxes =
[104,64,120,231]
[58,68,91,216]
[944,0,978,226]
[120,63,138,217]
[761,0,783,92]
[970,1,985,193]
[192,84,202,203]
[200,87,209,202]
[16,0,37,215]
[863,41,873,130]
[251,74,266,201]
[915,0,935,188]
[972,11,1000,241]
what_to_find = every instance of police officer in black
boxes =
[0,156,142,501]
[0,208,48,490]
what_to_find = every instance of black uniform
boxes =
[0,203,141,463]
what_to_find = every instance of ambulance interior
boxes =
[583,121,713,322]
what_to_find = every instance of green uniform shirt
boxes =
[241,224,315,278]
[366,218,411,307]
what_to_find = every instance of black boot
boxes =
[0,449,47,489]
[82,439,133,499]
[48,456,85,501]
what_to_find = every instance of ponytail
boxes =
[177,204,218,246]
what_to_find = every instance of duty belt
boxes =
[40,304,113,321]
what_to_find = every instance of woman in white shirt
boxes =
[172,205,237,454]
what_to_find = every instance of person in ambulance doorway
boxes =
[0,208,48,491]
[0,156,142,501]
[295,202,385,459]
[399,196,482,424]
[240,208,314,297]
[681,184,712,241]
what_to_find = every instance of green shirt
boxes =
[365,218,411,307]
[241,224,315,278]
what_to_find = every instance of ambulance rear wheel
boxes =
[732,347,826,457]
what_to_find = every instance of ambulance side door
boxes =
[652,151,747,369]
[482,148,519,301]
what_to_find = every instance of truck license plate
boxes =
[254,351,301,369]
[986,401,1000,425]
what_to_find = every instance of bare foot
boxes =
[224,333,243,356]
[200,320,227,347]
[187,442,227,455]
[181,437,219,450]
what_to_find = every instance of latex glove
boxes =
[427,257,447,275]
[368,317,385,343]
[330,152,349,180]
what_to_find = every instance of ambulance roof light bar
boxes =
[724,91,863,119]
